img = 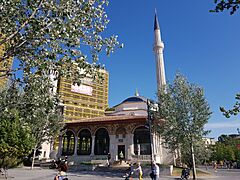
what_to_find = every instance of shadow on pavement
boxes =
[68,170,125,178]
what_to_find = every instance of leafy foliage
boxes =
[220,94,240,118]
[0,76,63,168]
[0,83,35,168]
[211,0,240,15]
[156,73,211,176]
[0,0,122,83]
[211,135,240,162]
[157,74,211,152]
[181,141,213,166]
[20,75,63,147]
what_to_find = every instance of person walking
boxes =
[107,153,111,167]
[213,161,218,172]
[134,162,143,180]
[124,163,134,180]
[152,162,160,180]
[119,151,124,164]
[54,158,68,180]
[128,162,134,180]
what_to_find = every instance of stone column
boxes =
[127,134,134,159]
[159,136,163,163]
[57,135,63,157]
[90,136,95,156]
[74,135,78,156]
[109,135,116,161]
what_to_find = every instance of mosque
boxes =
[56,13,175,165]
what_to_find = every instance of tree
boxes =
[0,76,63,169]
[211,135,240,163]
[0,0,122,83]
[211,0,240,15]
[181,140,213,167]
[20,75,63,169]
[157,74,211,180]
[0,83,34,168]
[220,94,240,118]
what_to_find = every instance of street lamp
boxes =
[147,99,155,165]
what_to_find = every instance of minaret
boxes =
[153,11,166,93]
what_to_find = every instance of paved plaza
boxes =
[2,167,240,180]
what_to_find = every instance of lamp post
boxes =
[147,99,155,166]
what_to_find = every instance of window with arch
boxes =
[116,127,126,139]
[133,126,151,155]
[62,131,75,156]
[94,128,109,155]
[77,129,92,155]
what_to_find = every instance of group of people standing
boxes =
[125,161,160,180]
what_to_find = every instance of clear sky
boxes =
[100,0,240,139]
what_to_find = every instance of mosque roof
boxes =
[65,115,164,126]
[65,115,147,124]
[121,96,147,104]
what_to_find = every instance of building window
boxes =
[116,127,126,139]
[77,129,91,155]
[94,128,109,155]
[62,131,75,156]
[134,126,151,155]
[43,151,46,158]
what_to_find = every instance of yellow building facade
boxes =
[58,69,109,121]
[0,43,13,88]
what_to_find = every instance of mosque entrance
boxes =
[117,145,125,160]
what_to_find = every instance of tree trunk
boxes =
[31,146,37,170]
[191,143,197,179]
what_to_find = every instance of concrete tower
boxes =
[153,11,166,92]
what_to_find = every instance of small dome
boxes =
[122,96,147,103]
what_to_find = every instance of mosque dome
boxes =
[121,96,147,104]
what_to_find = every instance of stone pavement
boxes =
[2,167,239,180]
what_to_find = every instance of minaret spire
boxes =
[154,9,160,30]
[153,10,166,93]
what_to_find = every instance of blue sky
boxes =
[100,0,240,139]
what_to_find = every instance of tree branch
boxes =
[0,0,44,46]
[0,68,21,78]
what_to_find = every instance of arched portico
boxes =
[62,130,75,156]
[94,128,110,155]
[77,129,92,155]
[133,126,151,155]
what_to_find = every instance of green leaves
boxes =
[211,136,240,162]
[20,75,63,146]
[0,77,63,167]
[211,0,240,15]
[157,73,211,152]
[0,85,35,168]
[0,0,122,83]
[156,74,211,168]
[220,93,240,118]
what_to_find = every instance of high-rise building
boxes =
[57,69,109,121]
